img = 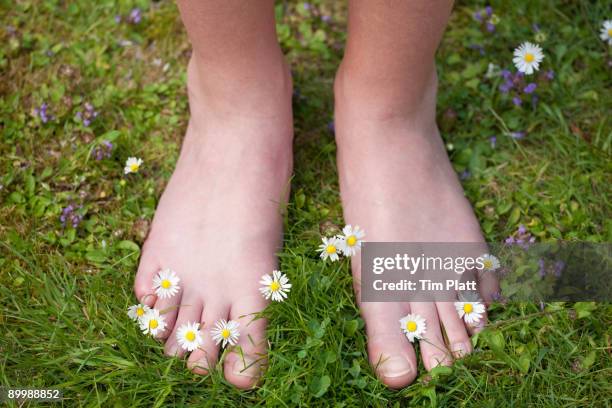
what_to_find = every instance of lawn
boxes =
[1,0,611,406]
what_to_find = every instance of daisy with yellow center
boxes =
[455,300,486,325]
[127,303,150,321]
[600,20,612,45]
[139,309,166,336]
[512,41,544,75]
[337,225,366,257]
[211,319,240,348]
[152,268,180,299]
[259,270,291,302]
[399,313,427,343]
[124,157,143,175]
[479,254,500,272]
[318,236,340,262]
[176,322,203,352]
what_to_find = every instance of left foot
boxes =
[334,68,495,388]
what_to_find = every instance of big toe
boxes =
[363,304,418,388]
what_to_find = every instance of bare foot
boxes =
[133,56,293,389]
[334,68,495,388]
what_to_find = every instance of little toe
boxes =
[410,303,452,370]
[363,303,418,388]
[187,302,228,375]
[164,296,203,358]
[436,302,472,359]
[223,295,269,389]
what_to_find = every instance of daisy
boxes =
[337,225,366,257]
[318,236,341,261]
[124,157,143,174]
[127,303,150,321]
[399,313,427,343]
[259,270,291,302]
[600,20,612,45]
[480,254,501,272]
[152,268,180,299]
[513,42,544,75]
[176,322,203,352]
[139,309,166,336]
[211,319,240,347]
[455,300,486,325]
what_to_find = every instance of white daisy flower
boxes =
[600,20,612,45]
[399,313,427,343]
[127,303,150,321]
[455,300,486,325]
[512,42,544,75]
[318,236,341,261]
[152,268,180,299]
[176,321,203,352]
[139,309,166,336]
[480,254,501,272]
[337,225,366,257]
[124,157,143,174]
[211,319,240,348]
[259,270,291,302]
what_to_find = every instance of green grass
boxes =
[1,0,611,406]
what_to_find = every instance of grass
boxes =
[1,0,611,406]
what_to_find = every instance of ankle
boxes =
[187,52,293,119]
[334,63,438,125]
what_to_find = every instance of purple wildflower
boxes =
[60,204,83,228]
[510,131,525,139]
[35,103,50,123]
[523,83,537,94]
[538,258,546,277]
[486,22,496,32]
[553,260,565,277]
[531,94,539,108]
[489,136,497,148]
[115,15,122,24]
[460,170,471,180]
[499,80,513,93]
[501,69,512,80]
[518,224,527,235]
[91,140,114,160]
[512,96,522,106]
[303,2,311,10]
[128,8,141,24]
[473,11,484,22]
[321,15,331,23]
[505,236,515,245]
[485,6,493,17]
[75,102,99,127]
[545,70,555,80]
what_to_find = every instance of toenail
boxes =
[451,342,470,358]
[379,356,413,379]
[232,357,261,378]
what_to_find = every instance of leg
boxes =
[335,0,492,388]
[133,0,293,389]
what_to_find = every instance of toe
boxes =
[187,302,228,375]
[164,296,204,358]
[134,251,159,307]
[223,295,268,389]
[410,303,452,370]
[153,289,183,340]
[436,302,472,359]
[363,303,417,388]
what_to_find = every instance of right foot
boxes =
[133,56,293,389]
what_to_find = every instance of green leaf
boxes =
[430,365,453,377]
[310,375,331,398]
[116,240,140,253]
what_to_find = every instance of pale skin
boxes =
[134,0,496,389]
